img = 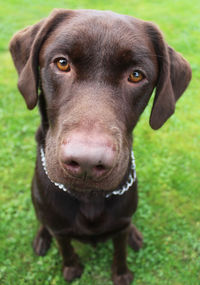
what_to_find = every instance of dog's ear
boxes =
[9,9,72,109]
[145,22,192,130]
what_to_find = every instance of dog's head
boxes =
[10,9,191,192]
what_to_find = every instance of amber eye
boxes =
[56,58,70,72]
[128,70,144,83]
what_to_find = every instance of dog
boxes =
[10,9,191,285]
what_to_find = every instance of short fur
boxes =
[10,9,191,285]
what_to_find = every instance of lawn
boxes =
[0,0,200,284]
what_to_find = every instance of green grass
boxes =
[0,0,200,284]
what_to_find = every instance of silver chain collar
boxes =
[40,147,136,198]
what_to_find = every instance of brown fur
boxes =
[10,9,191,285]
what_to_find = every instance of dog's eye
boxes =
[55,58,71,72]
[128,71,144,83]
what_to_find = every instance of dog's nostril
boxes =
[67,160,80,169]
[95,164,106,172]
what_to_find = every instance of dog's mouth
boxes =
[40,147,136,197]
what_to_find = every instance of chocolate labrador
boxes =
[9,9,191,285]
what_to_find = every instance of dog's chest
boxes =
[74,197,109,235]
[70,197,130,239]
[39,190,131,239]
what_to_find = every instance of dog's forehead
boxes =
[58,9,144,36]
[41,10,151,62]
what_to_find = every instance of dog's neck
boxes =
[40,147,137,199]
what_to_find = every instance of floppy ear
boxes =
[9,9,72,110]
[145,22,192,130]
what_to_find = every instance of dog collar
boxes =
[40,147,136,198]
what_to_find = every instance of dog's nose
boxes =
[60,132,116,180]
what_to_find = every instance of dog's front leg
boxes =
[112,228,134,285]
[55,236,84,282]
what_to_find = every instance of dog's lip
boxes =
[48,163,109,192]
[59,166,131,193]
[56,175,109,192]
[58,166,117,191]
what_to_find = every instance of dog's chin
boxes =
[46,164,128,193]
[51,173,121,192]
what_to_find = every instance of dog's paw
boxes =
[33,226,52,256]
[63,264,84,282]
[128,224,143,252]
[112,269,134,285]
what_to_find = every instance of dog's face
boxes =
[10,9,191,192]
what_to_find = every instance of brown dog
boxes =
[10,9,191,285]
